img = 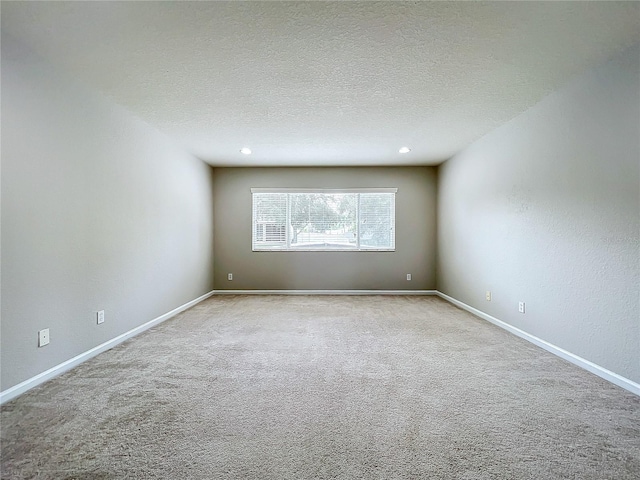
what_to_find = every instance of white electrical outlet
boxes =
[406,274,412,281]
[38,329,50,347]
[228,273,233,281]
[519,302,525,313]
[486,291,491,301]
[97,310,105,325]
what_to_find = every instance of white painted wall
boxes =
[437,45,640,383]
[1,35,215,391]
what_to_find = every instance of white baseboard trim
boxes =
[214,289,437,295]
[7,289,634,402]
[436,291,640,396]
[0,290,216,405]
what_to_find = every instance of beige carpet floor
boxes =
[1,295,639,479]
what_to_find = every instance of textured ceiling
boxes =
[2,1,639,166]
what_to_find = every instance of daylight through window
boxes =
[251,188,396,251]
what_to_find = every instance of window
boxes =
[252,188,396,251]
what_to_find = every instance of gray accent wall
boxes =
[213,167,437,291]
[1,36,215,391]
[437,45,640,383]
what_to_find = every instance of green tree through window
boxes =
[252,189,396,251]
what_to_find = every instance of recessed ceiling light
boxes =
[240,147,252,155]
[399,147,411,154]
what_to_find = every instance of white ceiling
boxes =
[2,1,639,166]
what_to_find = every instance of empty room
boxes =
[1,1,639,479]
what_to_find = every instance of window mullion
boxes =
[356,193,360,250]
[286,194,291,249]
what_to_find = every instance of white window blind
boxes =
[251,188,396,251]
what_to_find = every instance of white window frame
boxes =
[251,188,397,252]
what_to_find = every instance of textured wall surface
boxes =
[437,45,640,383]
[213,167,436,290]
[1,36,215,391]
